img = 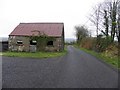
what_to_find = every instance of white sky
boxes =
[0,0,104,39]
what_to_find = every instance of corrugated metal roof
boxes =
[9,23,64,37]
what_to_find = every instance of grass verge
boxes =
[74,45,119,69]
[2,49,67,59]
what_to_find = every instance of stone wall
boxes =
[9,36,64,52]
[9,36,30,52]
[45,37,63,52]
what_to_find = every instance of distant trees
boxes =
[74,25,89,44]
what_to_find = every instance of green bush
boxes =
[94,36,112,52]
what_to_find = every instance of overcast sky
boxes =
[0,0,104,39]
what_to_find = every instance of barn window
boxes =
[17,40,23,44]
[30,40,37,45]
[47,41,53,46]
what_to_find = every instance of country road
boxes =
[2,46,118,88]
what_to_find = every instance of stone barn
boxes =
[9,23,64,52]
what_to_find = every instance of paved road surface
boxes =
[2,46,118,88]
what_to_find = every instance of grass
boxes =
[74,45,119,69]
[2,49,67,59]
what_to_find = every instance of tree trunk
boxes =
[110,1,117,43]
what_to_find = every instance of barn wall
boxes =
[9,36,64,52]
[57,37,63,51]
[40,37,63,52]
[9,36,30,52]
[61,28,64,51]
[52,29,64,51]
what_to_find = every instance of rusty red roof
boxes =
[9,23,64,37]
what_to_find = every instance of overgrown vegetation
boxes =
[74,0,119,69]
[30,33,55,51]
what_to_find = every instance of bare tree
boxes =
[89,4,102,37]
[102,9,109,37]
[90,0,119,42]
[109,0,118,42]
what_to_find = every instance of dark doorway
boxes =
[47,41,53,46]
[30,40,37,45]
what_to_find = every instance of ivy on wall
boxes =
[30,34,55,51]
